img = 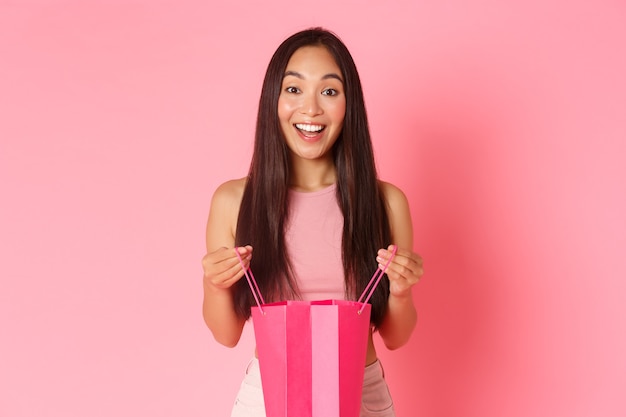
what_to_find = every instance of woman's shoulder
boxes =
[210,177,247,212]
[378,180,409,208]
[206,178,247,247]
[214,177,246,195]
[378,180,413,246]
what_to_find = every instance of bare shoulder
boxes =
[211,177,247,208]
[379,181,409,210]
[206,177,247,251]
[379,181,413,247]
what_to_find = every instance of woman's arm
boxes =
[377,182,424,350]
[201,179,250,347]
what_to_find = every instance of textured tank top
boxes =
[285,183,346,301]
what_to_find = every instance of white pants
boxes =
[231,358,396,417]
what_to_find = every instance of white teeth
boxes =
[295,123,324,133]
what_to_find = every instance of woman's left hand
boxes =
[377,244,423,298]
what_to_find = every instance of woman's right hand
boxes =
[201,245,251,347]
[202,245,252,289]
[202,245,253,290]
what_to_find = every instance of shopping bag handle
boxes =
[357,245,397,314]
[234,248,266,315]
[235,245,397,316]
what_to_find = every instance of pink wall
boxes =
[1,1,625,416]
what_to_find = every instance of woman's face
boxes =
[278,46,346,163]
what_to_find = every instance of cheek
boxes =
[277,98,294,123]
[277,100,293,137]
[331,100,346,124]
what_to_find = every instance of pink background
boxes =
[1,1,625,416]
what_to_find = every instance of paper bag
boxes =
[251,299,371,417]
[235,246,396,417]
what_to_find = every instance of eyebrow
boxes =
[283,70,344,83]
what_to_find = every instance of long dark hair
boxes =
[233,28,391,327]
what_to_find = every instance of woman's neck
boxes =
[289,156,336,192]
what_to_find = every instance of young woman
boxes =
[202,28,424,417]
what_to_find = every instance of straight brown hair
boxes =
[233,28,391,328]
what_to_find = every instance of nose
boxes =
[299,92,322,116]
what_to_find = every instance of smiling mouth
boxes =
[295,123,325,136]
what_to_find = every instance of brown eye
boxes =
[322,88,338,96]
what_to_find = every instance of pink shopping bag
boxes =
[235,246,396,417]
